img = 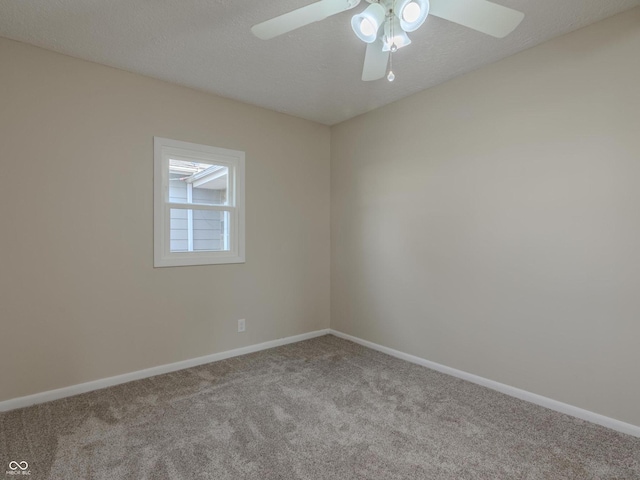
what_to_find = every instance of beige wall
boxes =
[331,8,640,426]
[0,38,330,402]
[2,8,639,428]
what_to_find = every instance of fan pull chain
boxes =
[388,9,396,82]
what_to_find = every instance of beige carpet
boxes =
[1,335,639,479]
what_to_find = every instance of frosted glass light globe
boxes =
[402,2,421,23]
[360,18,376,37]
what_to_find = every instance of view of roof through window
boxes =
[169,159,211,174]
[169,159,228,191]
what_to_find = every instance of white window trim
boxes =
[154,137,245,267]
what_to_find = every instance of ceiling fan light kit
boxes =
[252,0,524,82]
[351,3,387,43]
[395,0,430,31]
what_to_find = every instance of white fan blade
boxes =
[429,0,524,38]
[362,39,389,82]
[252,0,361,40]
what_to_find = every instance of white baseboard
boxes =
[4,327,638,439]
[329,329,640,438]
[0,329,330,412]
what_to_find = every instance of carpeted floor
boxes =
[1,335,639,479]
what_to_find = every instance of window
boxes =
[154,137,245,267]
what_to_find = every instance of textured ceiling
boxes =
[1,0,638,125]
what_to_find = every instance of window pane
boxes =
[169,159,228,206]
[170,209,230,253]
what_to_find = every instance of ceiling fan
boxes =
[251,0,525,82]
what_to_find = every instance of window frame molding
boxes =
[154,137,245,267]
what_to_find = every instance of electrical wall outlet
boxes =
[238,319,246,333]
